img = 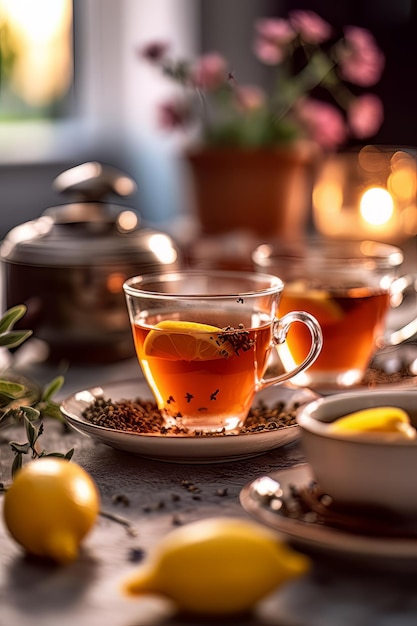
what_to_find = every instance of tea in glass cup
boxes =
[123,270,322,432]
[253,239,416,389]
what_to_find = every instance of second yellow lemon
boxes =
[122,516,309,615]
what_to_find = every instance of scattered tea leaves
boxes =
[82,396,298,436]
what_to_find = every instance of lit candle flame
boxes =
[359,187,394,226]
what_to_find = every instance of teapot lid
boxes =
[1,162,180,269]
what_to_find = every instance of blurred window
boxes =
[0,0,198,167]
[0,0,73,121]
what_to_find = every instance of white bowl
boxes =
[296,390,417,517]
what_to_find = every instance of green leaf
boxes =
[11,453,23,478]
[0,329,33,349]
[0,381,26,398]
[9,441,30,454]
[42,376,65,402]
[0,305,27,333]
[24,416,37,448]
[37,446,74,460]
[37,401,65,423]
[20,406,40,421]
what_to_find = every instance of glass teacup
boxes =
[123,270,322,433]
[253,238,417,389]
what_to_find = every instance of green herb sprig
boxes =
[0,304,33,349]
[9,416,74,479]
[0,375,66,429]
[0,304,73,481]
[0,305,66,428]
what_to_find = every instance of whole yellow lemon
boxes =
[123,516,309,615]
[3,457,100,563]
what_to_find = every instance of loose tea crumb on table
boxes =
[81,396,298,436]
[128,547,146,563]
[111,493,131,507]
[181,481,201,493]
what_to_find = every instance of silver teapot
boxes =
[0,162,182,363]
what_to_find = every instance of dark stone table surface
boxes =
[2,355,417,626]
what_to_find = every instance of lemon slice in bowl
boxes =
[327,406,416,439]
[143,320,233,361]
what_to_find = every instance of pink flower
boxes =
[235,85,267,111]
[296,98,347,149]
[338,26,385,87]
[255,17,296,43]
[289,10,332,44]
[139,41,169,63]
[348,94,384,138]
[191,53,227,91]
[253,18,295,65]
[253,39,285,65]
[139,12,385,150]
[158,100,191,130]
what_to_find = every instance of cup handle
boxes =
[258,311,323,389]
[385,274,417,346]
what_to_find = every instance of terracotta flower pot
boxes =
[186,141,321,239]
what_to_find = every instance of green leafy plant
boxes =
[0,304,73,481]
[9,417,74,478]
[0,374,66,429]
[0,304,65,429]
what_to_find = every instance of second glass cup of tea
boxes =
[123,270,323,433]
[252,238,416,389]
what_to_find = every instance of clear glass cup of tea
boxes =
[123,270,323,433]
[252,238,417,390]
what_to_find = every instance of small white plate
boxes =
[240,464,417,564]
[308,343,417,396]
[60,379,318,464]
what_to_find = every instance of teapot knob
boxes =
[53,161,137,202]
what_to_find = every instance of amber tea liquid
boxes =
[132,310,273,431]
[279,282,390,386]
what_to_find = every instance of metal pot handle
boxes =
[53,162,137,202]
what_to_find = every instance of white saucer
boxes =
[308,343,417,396]
[240,464,417,563]
[60,379,318,464]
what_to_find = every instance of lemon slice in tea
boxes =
[327,406,416,439]
[143,320,233,361]
[285,281,344,324]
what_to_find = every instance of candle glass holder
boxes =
[312,145,417,244]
